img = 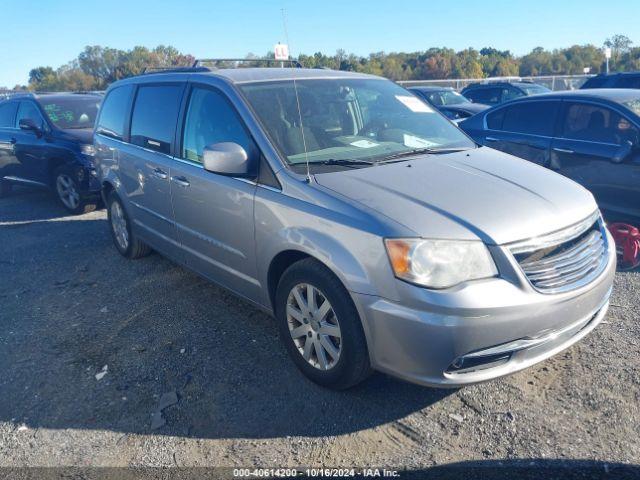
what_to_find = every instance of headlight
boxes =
[384,238,498,289]
[80,144,96,156]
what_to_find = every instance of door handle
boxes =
[151,168,168,179]
[171,175,190,187]
[553,147,574,154]
[485,136,499,142]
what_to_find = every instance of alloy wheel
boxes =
[110,200,129,251]
[56,174,80,210]
[286,283,342,370]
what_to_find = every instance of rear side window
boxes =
[502,101,559,136]
[96,85,133,140]
[0,102,17,128]
[130,84,183,154]
[560,102,639,145]
[486,108,505,130]
[502,87,525,102]
[581,77,608,89]
[182,87,255,163]
[465,88,501,105]
[617,76,640,89]
[425,92,443,105]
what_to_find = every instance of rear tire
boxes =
[0,179,11,198]
[275,258,372,389]
[106,191,151,259]
[53,166,97,215]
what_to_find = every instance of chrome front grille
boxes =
[508,212,608,294]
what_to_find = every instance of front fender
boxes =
[271,226,377,294]
[254,189,399,310]
[99,169,127,205]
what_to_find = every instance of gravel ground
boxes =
[0,186,639,478]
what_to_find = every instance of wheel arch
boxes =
[264,231,377,312]
[47,158,72,187]
[267,250,313,313]
[101,179,115,205]
[266,246,377,378]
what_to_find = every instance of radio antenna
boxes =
[281,7,311,182]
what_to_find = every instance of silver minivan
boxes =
[95,66,615,389]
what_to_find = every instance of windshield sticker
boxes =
[395,95,434,113]
[44,104,74,123]
[350,139,379,148]
[403,134,438,149]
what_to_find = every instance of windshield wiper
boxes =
[308,158,376,167]
[377,147,470,163]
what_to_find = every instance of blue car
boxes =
[0,92,102,214]
[460,89,640,224]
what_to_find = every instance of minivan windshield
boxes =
[241,78,475,167]
[39,96,101,129]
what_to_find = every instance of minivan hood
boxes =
[314,147,597,245]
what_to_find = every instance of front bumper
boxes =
[353,230,616,388]
[74,163,101,196]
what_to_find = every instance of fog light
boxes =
[447,353,511,374]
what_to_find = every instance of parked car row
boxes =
[406,80,552,120]
[407,86,489,121]
[461,80,551,105]
[0,65,625,391]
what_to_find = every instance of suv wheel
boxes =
[0,179,11,198]
[275,258,372,389]
[53,167,96,215]
[106,191,151,259]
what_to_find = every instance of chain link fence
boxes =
[398,74,594,91]
[1,75,593,100]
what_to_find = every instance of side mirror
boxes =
[612,140,634,164]
[202,142,253,177]
[19,118,42,137]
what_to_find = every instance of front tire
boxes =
[106,191,151,259]
[53,167,96,215]
[275,258,372,389]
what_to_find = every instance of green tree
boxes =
[605,34,633,68]
[21,36,639,92]
[28,66,55,84]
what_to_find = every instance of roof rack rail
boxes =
[193,58,303,69]
[142,66,212,74]
[0,91,34,100]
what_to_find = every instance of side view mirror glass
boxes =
[612,140,634,164]
[19,118,42,136]
[202,142,253,177]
